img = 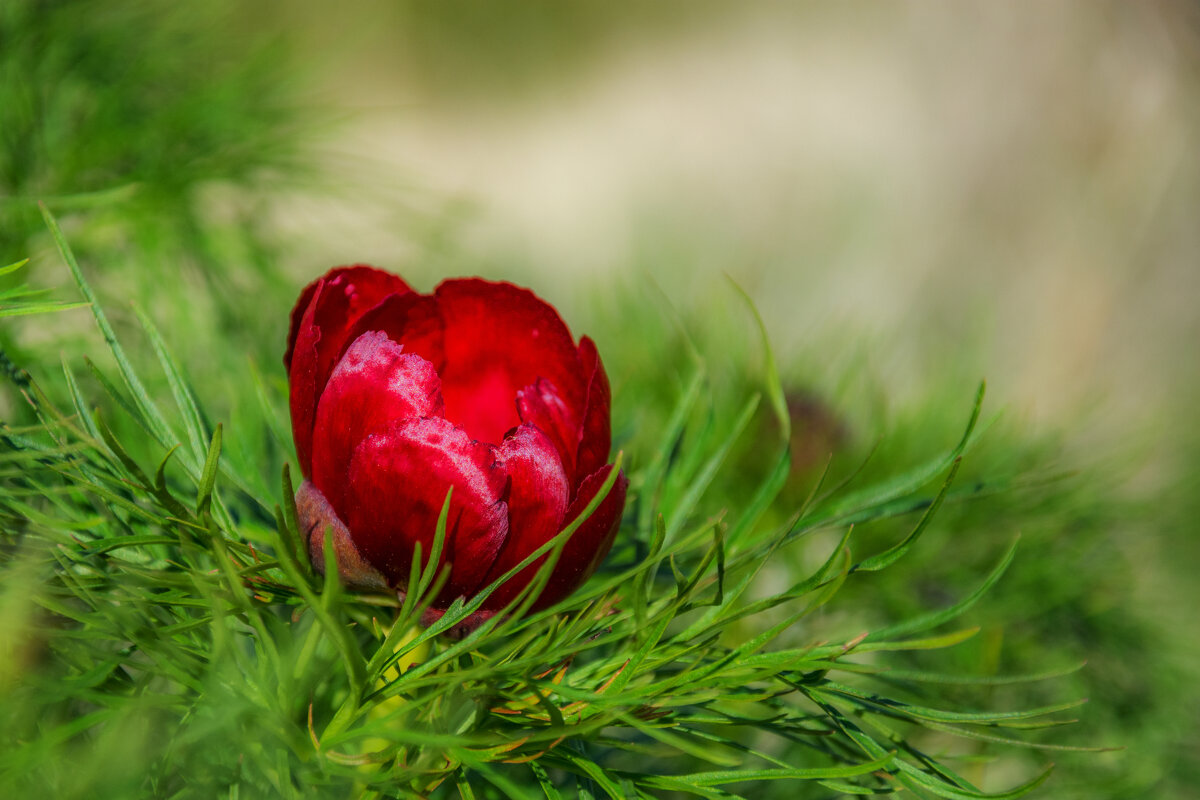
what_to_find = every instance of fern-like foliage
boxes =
[0,213,1102,799]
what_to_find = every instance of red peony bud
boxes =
[285,266,626,613]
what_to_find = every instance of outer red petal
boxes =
[533,464,627,611]
[341,417,509,599]
[574,336,613,488]
[516,379,579,485]
[434,279,586,446]
[311,331,444,511]
[284,279,320,372]
[287,266,414,475]
[478,425,571,611]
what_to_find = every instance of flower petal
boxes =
[478,425,570,610]
[574,336,613,488]
[340,417,508,598]
[434,279,586,445]
[284,279,320,373]
[534,464,627,610]
[311,331,444,511]
[516,379,579,485]
[340,289,446,374]
[287,266,413,475]
[296,480,389,592]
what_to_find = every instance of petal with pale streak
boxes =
[311,331,444,510]
[341,417,508,596]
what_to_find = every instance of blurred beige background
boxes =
[273,1,1199,444]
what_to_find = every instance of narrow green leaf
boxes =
[866,536,1019,642]
[810,382,987,527]
[549,752,626,800]
[621,717,742,767]
[921,720,1120,752]
[61,358,102,441]
[529,761,564,800]
[818,681,1087,724]
[894,760,1053,800]
[878,662,1087,686]
[196,424,222,514]
[637,365,705,534]
[133,303,208,464]
[91,409,151,488]
[853,456,962,573]
[726,276,789,438]
[41,204,186,472]
[153,445,191,519]
[0,301,90,317]
[641,750,895,788]
[666,393,759,539]
[0,258,29,276]
[832,627,981,655]
[85,357,158,442]
[456,770,478,800]
[417,489,453,600]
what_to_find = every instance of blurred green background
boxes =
[3,0,1199,797]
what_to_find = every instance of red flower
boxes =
[285,266,626,613]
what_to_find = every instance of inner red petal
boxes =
[443,364,521,445]
[516,378,579,485]
[434,278,587,446]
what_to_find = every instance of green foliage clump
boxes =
[0,216,1098,799]
[1,0,303,261]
